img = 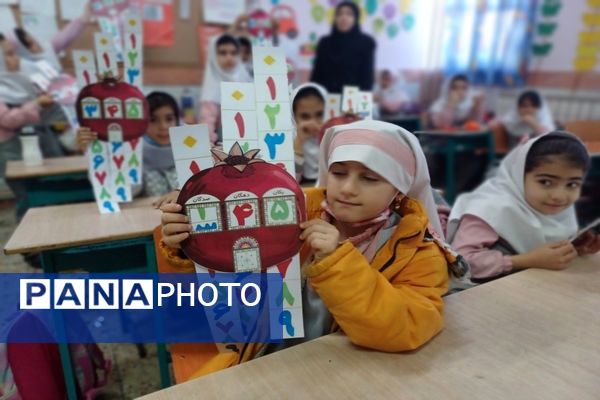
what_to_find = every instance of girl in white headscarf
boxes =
[448,132,599,282]
[11,2,93,73]
[291,82,327,182]
[428,74,483,129]
[159,119,466,366]
[199,34,252,145]
[499,89,555,148]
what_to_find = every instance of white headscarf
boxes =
[291,82,328,180]
[200,34,252,103]
[0,39,38,105]
[10,29,62,72]
[501,89,555,138]
[429,76,476,122]
[317,119,444,238]
[447,132,580,253]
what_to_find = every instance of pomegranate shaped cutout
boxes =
[177,143,306,273]
[76,77,149,142]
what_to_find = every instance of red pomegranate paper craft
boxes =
[318,113,362,144]
[177,142,306,273]
[76,77,149,142]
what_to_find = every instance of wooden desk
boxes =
[5,156,93,212]
[415,130,496,203]
[4,197,159,256]
[140,255,600,400]
[3,198,171,399]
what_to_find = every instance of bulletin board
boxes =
[7,0,209,84]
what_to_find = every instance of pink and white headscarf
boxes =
[317,120,444,239]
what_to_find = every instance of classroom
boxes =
[0,0,599,399]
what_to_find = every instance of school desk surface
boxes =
[3,197,170,399]
[138,254,600,400]
[4,197,159,255]
[5,155,88,179]
[5,155,94,209]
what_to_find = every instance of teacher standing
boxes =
[310,1,376,94]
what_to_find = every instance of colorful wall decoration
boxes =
[257,0,434,71]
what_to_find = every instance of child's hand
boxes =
[36,94,54,107]
[573,231,600,255]
[160,203,192,249]
[521,114,538,127]
[300,219,340,262]
[515,241,578,270]
[297,120,321,143]
[76,127,98,152]
[153,190,180,209]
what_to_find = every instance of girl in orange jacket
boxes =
[159,120,465,379]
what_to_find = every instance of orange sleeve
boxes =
[305,242,448,352]
[153,226,195,273]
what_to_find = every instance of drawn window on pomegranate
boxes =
[103,97,123,119]
[262,188,297,226]
[81,97,101,119]
[225,191,260,230]
[233,236,261,273]
[107,123,124,142]
[186,194,223,234]
[125,98,144,119]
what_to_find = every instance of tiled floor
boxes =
[1,200,168,399]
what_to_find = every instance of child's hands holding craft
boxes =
[161,203,192,249]
[300,219,341,262]
[76,127,98,152]
[153,190,180,209]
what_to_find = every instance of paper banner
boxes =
[221,83,257,111]
[341,86,360,113]
[169,124,212,186]
[324,94,342,120]
[94,33,119,78]
[87,140,121,214]
[73,50,98,88]
[357,91,373,120]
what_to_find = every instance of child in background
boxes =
[374,69,408,116]
[77,91,180,197]
[498,89,555,148]
[448,132,600,282]
[159,120,468,377]
[0,33,54,194]
[427,74,483,129]
[10,3,94,153]
[199,34,252,145]
[11,2,93,73]
[237,36,253,77]
[292,83,327,183]
[423,74,487,193]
